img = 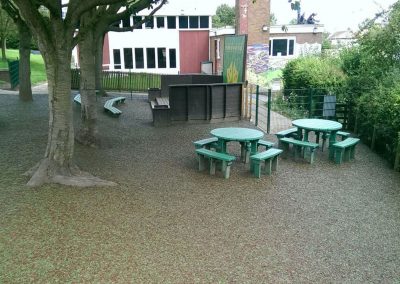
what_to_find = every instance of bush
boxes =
[6,32,39,50]
[356,72,400,164]
[282,56,346,91]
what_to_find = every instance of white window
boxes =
[269,38,295,57]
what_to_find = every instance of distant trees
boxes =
[270,13,277,25]
[0,8,15,61]
[212,4,235,28]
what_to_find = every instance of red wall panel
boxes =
[179,31,209,74]
[102,33,110,70]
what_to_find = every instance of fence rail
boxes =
[71,69,161,92]
[247,85,400,171]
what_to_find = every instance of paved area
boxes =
[0,82,48,95]
[0,92,399,282]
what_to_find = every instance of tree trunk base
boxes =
[24,158,117,187]
[97,89,108,97]
[75,129,101,148]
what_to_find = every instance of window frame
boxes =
[134,48,144,69]
[169,48,176,68]
[179,16,188,29]
[269,37,296,57]
[146,48,156,68]
[123,48,133,69]
[113,49,121,69]
[156,16,165,28]
[167,16,176,29]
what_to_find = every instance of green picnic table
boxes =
[210,127,264,166]
[292,118,342,159]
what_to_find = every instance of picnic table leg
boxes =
[198,154,206,171]
[249,141,258,171]
[297,128,303,140]
[304,130,310,142]
[329,130,338,160]
[245,142,251,164]
[315,131,320,144]
[321,132,329,152]
[218,139,227,153]
[240,142,249,163]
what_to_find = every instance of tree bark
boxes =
[77,27,100,147]
[26,41,115,187]
[1,37,6,61]
[95,33,106,96]
[18,23,33,101]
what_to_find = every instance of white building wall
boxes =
[108,27,180,74]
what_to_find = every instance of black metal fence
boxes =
[249,85,400,171]
[249,87,350,135]
[71,69,161,92]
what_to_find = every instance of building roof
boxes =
[269,24,324,34]
[329,30,355,40]
[137,0,215,16]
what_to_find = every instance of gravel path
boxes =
[0,92,399,283]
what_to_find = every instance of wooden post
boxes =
[249,84,253,120]
[394,132,400,171]
[245,84,249,119]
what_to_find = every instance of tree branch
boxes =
[103,0,166,32]
[12,0,56,54]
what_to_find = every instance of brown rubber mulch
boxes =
[0,92,399,283]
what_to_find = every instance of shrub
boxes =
[282,55,346,92]
[356,72,400,164]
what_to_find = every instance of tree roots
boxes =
[24,158,117,188]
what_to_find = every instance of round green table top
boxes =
[292,119,342,132]
[210,127,264,142]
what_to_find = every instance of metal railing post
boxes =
[267,89,272,134]
[308,89,313,118]
[255,85,259,127]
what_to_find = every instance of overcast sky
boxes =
[175,0,397,33]
[270,0,397,32]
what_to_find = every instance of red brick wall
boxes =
[102,33,110,70]
[247,0,269,45]
[236,0,270,45]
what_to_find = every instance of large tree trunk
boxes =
[25,46,116,187]
[1,37,6,61]
[95,33,106,96]
[18,23,33,101]
[77,27,99,147]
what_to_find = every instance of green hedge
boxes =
[356,77,400,164]
[282,56,346,92]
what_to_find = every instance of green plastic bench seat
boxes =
[280,137,319,164]
[337,131,350,139]
[257,139,275,150]
[193,137,219,150]
[331,137,360,164]
[276,128,300,148]
[73,94,81,104]
[315,130,351,151]
[250,148,283,178]
[104,96,126,116]
[275,128,298,138]
[195,148,236,179]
